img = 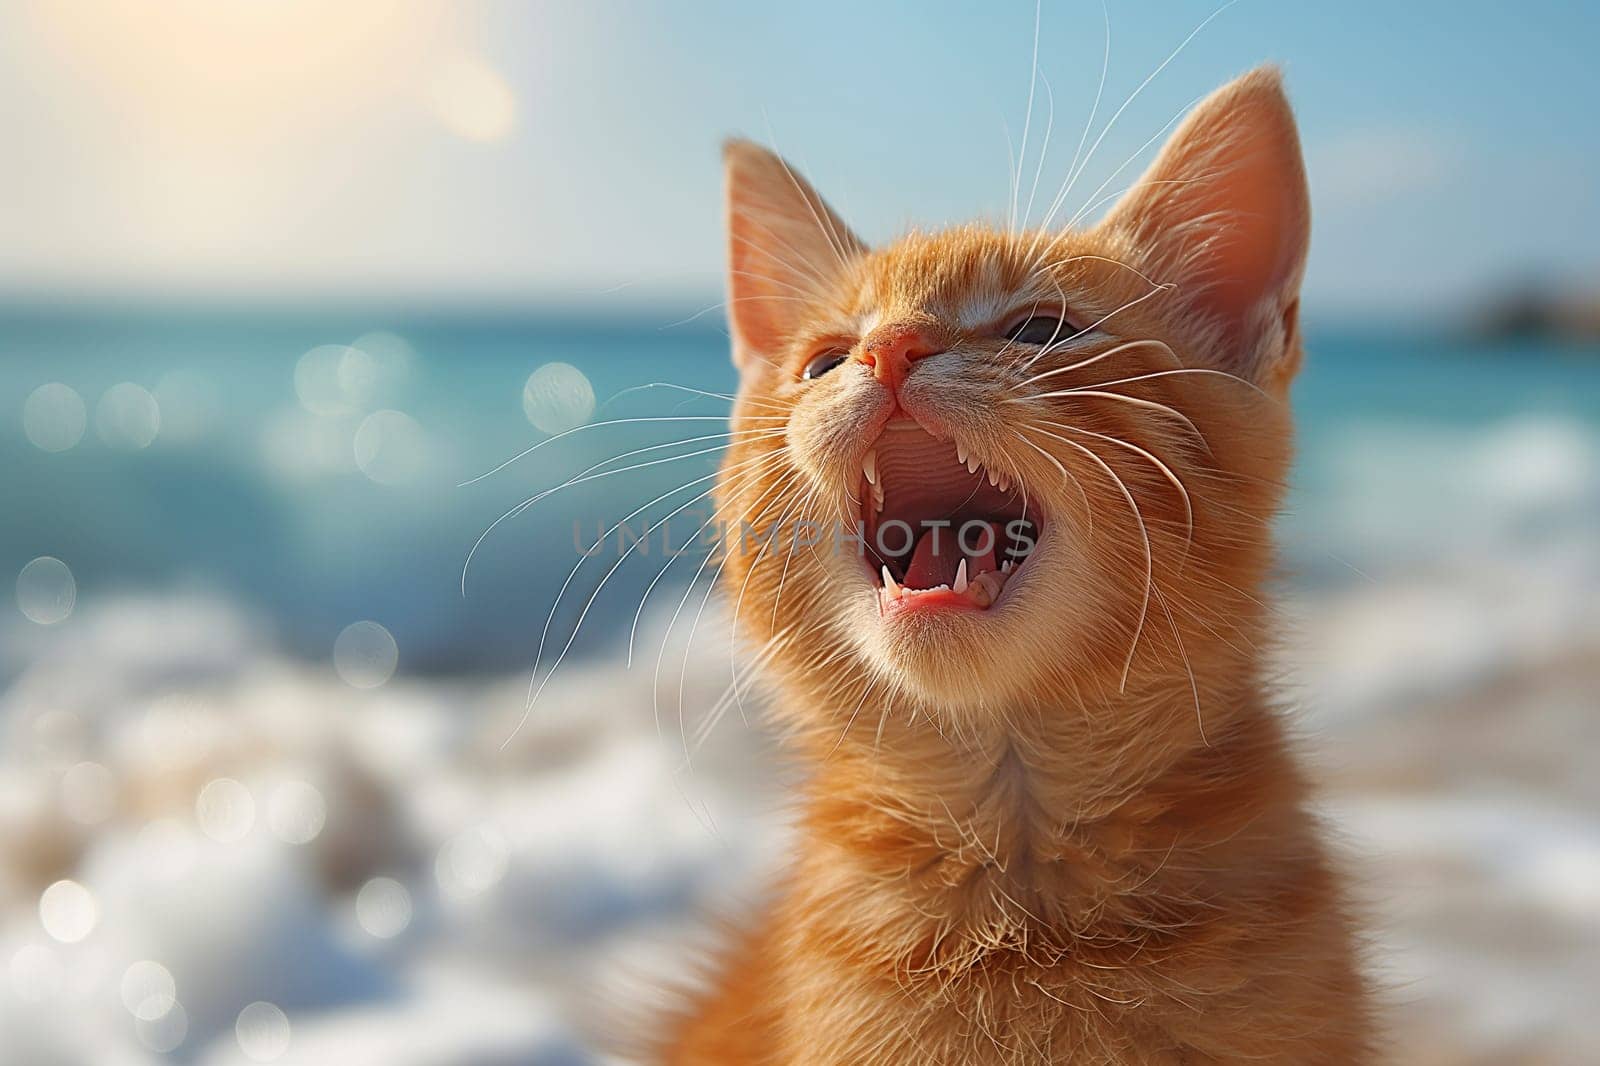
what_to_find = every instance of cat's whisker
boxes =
[731,226,834,293]
[604,380,794,416]
[724,484,815,727]
[1062,0,1110,226]
[1008,0,1044,234]
[629,454,796,667]
[1019,436,1092,531]
[1063,95,1219,232]
[1019,0,1108,261]
[1018,282,1176,371]
[1012,337,1182,393]
[1024,366,1275,403]
[1004,275,1076,374]
[503,448,790,748]
[1038,419,1195,553]
[1067,176,1205,234]
[650,469,799,765]
[762,117,859,271]
[682,629,807,762]
[460,428,787,596]
[1022,425,1153,690]
[1020,71,1056,232]
[1026,253,1173,295]
[1034,0,1239,237]
[459,414,784,488]
[825,669,882,760]
[728,268,823,300]
[660,293,814,335]
[768,477,830,632]
[1004,385,1203,451]
[1152,584,1206,746]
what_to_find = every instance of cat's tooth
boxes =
[1001,559,1014,574]
[881,565,902,599]
[953,559,969,594]
[998,474,1011,493]
[862,449,878,486]
[986,468,1000,488]
[966,456,980,475]
[971,571,1004,607]
[956,441,969,465]
[872,481,884,513]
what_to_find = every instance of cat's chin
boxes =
[839,532,1071,707]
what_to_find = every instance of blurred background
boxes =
[2,2,1597,1063]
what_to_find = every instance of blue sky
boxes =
[1,0,1595,316]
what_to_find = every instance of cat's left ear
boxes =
[723,140,865,374]
[1099,66,1310,389]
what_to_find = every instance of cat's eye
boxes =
[1005,315,1069,347]
[802,348,850,380]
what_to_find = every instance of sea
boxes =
[2,304,1597,675]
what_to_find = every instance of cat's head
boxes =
[715,68,1308,720]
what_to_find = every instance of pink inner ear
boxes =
[1100,69,1310,372]
[722,141,864,372]
[1197,147,1304,330]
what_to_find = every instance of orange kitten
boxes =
[663,67,1374,1064]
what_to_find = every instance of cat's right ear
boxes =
[723,140,864,373]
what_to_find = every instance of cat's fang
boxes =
[881,565,902,598]
[862,448,878,486]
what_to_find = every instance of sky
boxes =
[0,0,1596,317]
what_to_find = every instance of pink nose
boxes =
[857,324,944,390]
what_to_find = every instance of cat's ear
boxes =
[723,139,864,373]
[1099,66,1310,388]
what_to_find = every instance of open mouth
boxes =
[860,422,1043,613]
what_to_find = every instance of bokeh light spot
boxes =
[31,708,85,766]
[354,409,428,484]
[8,944,63,1003]
[236,1001,291,1062]
[120,960,177,1022]
[17,556,77,625]
[266,780,326,845]
[61,760,116,825]
[39,880,97,943]
[136,1000,189,1054]
[523,362,595,434]
[95,382,161,449]
[137,819,199,881]
[153,370,219,443]
[294,344,362,415]
[355,876,413,939]
[351,331,414,380]
[196,777,256,843]
[334,621,398,688]
[427,56,516,142]
[435,825,509,902]
[22,383,87,452]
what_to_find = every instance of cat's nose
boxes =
[858,324,946,390]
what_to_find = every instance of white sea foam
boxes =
[0,413,1596,1062]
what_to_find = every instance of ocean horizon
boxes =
[4,304,1597,680]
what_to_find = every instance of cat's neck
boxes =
[782,669,1311,947]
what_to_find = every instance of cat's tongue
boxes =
[901,524,1002,590]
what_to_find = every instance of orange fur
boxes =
[662,67,1374,1063]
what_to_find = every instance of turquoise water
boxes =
[3,305,1597,672]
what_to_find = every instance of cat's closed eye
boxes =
[1005,315,1070,347]
[802,348,851,380]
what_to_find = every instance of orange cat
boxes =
[664,67,1374,1064]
